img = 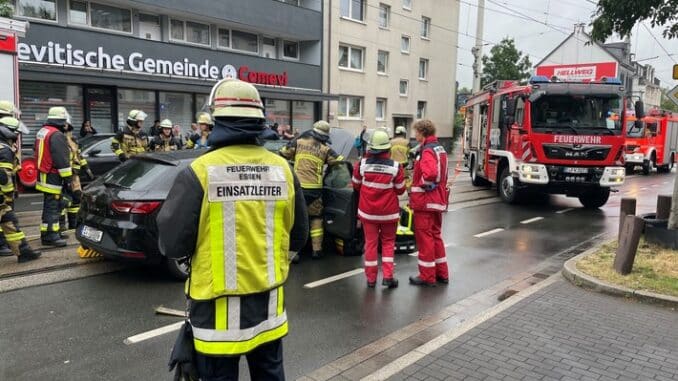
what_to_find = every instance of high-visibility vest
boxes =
[35,125,72,194]
[390,137,410,165]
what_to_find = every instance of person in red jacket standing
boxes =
[352,129,406,288]
[408,120,449,287]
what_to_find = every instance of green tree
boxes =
[481,37,532,87]
[0,0,13,18]
[590,0,678,41]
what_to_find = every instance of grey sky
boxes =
[456,0,678,90]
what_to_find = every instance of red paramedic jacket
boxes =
[352,152,406,223]
[409,136,449,212]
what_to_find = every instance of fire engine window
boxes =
[515,98,525,127]
[531,95,622,133]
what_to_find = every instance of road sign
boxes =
[674,64,678,80]
[667,85,678,107]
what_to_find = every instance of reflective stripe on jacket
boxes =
[34,125,71,194]
[280,135,343,189]
[0,144,15,195]
[409,137,449,212]
[111,127,148,157]
[352,153,406,223]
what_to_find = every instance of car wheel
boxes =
[578,188,611,209]
[165,257,189,281]
[498,166,521,204]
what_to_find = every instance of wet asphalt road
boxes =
[0,172,674,380]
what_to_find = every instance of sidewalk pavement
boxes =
[386,277,678,381]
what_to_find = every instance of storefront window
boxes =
[16,0,56,21]
[19,82,83,143]
[292,101,314,132]
[265,99,291,127]
[118,89,156,130]
[90,3,131,33]
[159,92,194,132]
[195,94,209,113]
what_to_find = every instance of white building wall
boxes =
[322,0,459,139]
[539,26,618,67]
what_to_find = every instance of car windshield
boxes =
[531,94,623,135]
[100,158,185,191]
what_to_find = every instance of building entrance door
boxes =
[393,116,413,132]
[85,87,116,133]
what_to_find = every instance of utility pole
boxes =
[472,0,485,93]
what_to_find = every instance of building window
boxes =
[265,99,291,127]
[159,92,194,131]
[377,50,389,74]
[419,58,429,80]
[16,0,56,21]
[338,44,364,71]
[402,0,412,10]
[68,1,87,24]
[283,40,299,60]
[401,35,410,54]
[378,3,390,28]
[417,101,427,119]
[292,101,315,132]
[90,3,132,33]
[399,80,409,96]
[19,81,83,141]
[217,28,231,48]
[340,0,365,22]
[171,19,210,46]
[262,37,277,58]
[376,98,386,120]
[421,16,431,38]
[231,30,259,53]
[118,89,156,125]
[139,14,161,41]
[338,96,362,119]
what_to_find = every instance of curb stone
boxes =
[562,243,678,308]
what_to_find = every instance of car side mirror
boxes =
[88,149,101,157]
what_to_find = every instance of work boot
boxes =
[67,214,78,230]
[311,251,323,260]
[382,278,399,289]
[59,230,69,239]
[367,281,376,288]
[436,276,449,285]
[409,275,436,287]
[0,244,12,257]
[18,242,41,263]
[41,232,67,247]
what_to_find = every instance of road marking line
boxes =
[30,202,43,205]
[664,181,669,185]
[473,228,504,238]
[520,217,544,225]
[651,184,659,187]
[640,187,648,191]
[555,208,574,214]
[408,243,455,257]
[303,268,364,289]
[124,321,184,345]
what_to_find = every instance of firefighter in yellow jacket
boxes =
[0,101,18,256]
[157,78,308,381]
[62,123,94,230]
[0,117,41,262]
[149,119,181,152]
[111,110,149,161]
[280,120,343,261]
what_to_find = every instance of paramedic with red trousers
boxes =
[352,129,406,288]
[409,119,449,287]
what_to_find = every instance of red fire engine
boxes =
[463,76,627,208]
[624,109,678,175]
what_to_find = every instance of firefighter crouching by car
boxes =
[408,119,450,287]
[149,119,181,152]
[62,123,94,230]
[280,120,343,261]
[0,101,19,256]
[186,112,213,149]
[352,129,406,289]
[34,107,73,247]
[111,110,149,162]
[0,117,41,262]
[157,78,308,381]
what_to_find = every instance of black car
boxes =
[78,133,119,183]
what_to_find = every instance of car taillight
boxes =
[111,201,162,214]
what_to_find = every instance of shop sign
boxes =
[536,62,618,82]
[16,41,288,85]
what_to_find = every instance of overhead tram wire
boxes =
[641,22,678,65]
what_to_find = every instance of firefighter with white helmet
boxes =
[111,109,149,161]
[0,101,18,255]
[186,112,214,149]
[158,78,308,380]
[391,126,411,166]
[34,107,73,247]
[149,119,181,152]
[280,120,343,261]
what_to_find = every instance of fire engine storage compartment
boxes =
[641,213,678,250]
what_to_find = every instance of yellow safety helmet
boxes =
[0,100,16,117]
[47,106,72,124]
[395,126,407,136]
[0,116,28,134]
[369,129,392,151]
[159,119,173,129]
[208,78,265,119]
[313,120,331,136]
[127,109,148,122]
[197,112,213,126]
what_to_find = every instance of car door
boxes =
[322,161,358,241]
[83,138,119,178]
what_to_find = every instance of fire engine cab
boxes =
[624,109,678,175]
[463,76,627,208]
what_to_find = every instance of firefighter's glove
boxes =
[118,153,128,162]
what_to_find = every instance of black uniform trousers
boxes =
[194,339,284,381]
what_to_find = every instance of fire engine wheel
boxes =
[642,156,655,175]
[470,157,489,186]
[578,188,610,209]
[498,167,520,204]
[625,164,636,174]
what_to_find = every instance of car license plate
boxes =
[81,225,103,243]
[563,167,588,174]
